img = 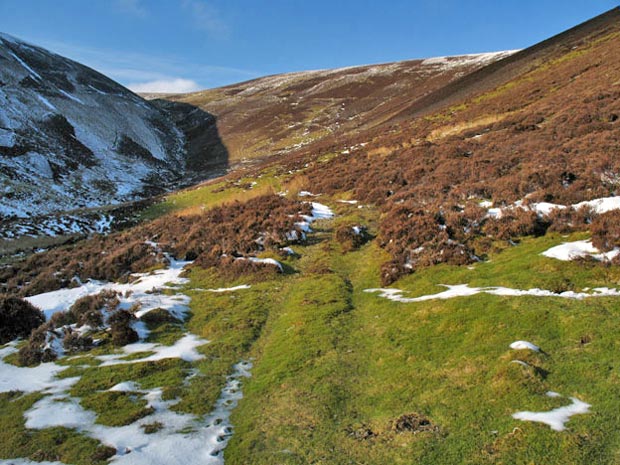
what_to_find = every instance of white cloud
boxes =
[21,37,260,89]
[127,78,202,94]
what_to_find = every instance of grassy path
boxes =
[223,208,620,464]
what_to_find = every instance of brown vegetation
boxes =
[166,52,506,163]
[590,210,620,251]
[2,195,311,296]
[273,20,620,282]
[0,297,45,344]
[69,290,120,328]
[108,310,139,346]
[334,224,371,253]
[5,10,620,294]
[17,325,57,366]
[63,330,94,353]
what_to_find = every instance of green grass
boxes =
[4,192,620,464]
[222,215,620,464]
[80,391,154,426]
[173,268,279,415]
[139,171,283,219]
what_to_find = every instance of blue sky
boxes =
[0,1,617,92]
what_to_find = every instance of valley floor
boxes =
[2,193,620,464]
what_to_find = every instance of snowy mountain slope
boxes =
[0,33,189,219]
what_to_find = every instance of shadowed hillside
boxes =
[0,32,228,241]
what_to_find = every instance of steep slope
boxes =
[0,33,220,224]
[274,7,620,283]
[158,51,515,162]
[395,6,620,119]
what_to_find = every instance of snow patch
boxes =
[512,397,590,431]
[248,257,283,271]
[0,345,68,394]
[421,50,518,70]
[290,201,334,238]
[202,285,251,293]
[510,340,540,352]
[26,256,191,320]
[365,284,620,303]
[510,360,530,368]
[486,196,620,219]
[109,381,141,392]
[574,197,620,214]
[23,360,253,465]
[542,240,620,262]
[311,202,334,220]
[96,333,208,366]
[19,152,54,178]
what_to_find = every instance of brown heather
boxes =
[1,195,312,296]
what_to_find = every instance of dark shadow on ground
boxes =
[151,99,229,179]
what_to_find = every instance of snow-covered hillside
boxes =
[0,33,188,220]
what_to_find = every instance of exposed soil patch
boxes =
[390,413,439,434]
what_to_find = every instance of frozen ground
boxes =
[2,251,254,464]
[20,361,253,465]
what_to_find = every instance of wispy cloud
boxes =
[127,78,201,94]
[182,0,229,38]
[114,0,148,18]
[33,38,259,90]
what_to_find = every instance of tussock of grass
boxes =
[80,391,153,427]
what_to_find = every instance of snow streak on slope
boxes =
[0,33,185,221]
[421,50,518,71]
[365,284,620,303]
